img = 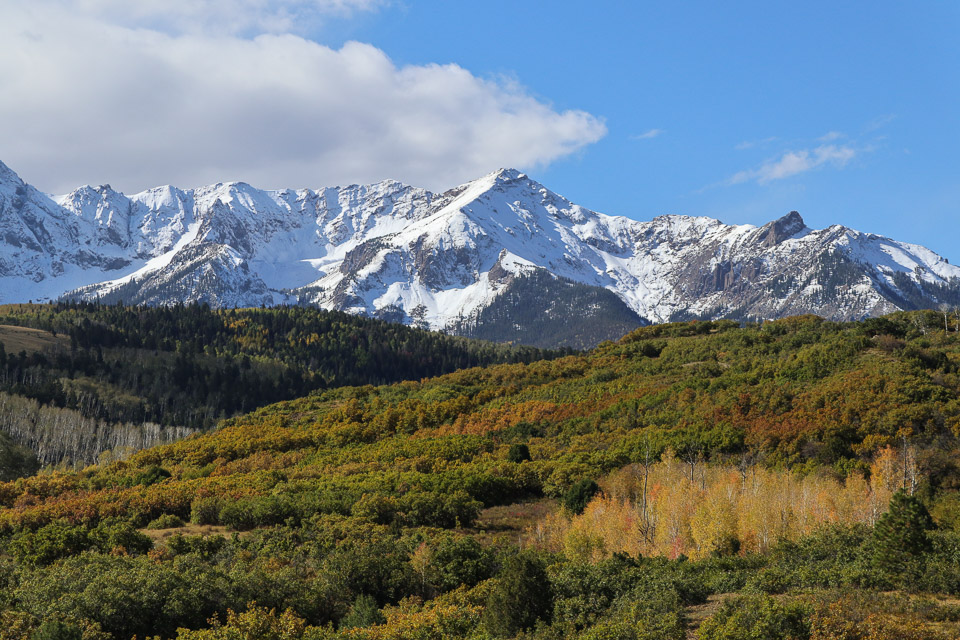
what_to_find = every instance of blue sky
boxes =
[2,1,958,257]
[331,2,960,256]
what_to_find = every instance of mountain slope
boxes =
[2,160,959,345]
[451,268,648,349]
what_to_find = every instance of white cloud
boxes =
[631,128,664,140]
[864,113,896,132]
[0,2,606,193]
[39,0,386,35]
[729,145,857,185]
[734,136,777,151]
[818,131,844,142]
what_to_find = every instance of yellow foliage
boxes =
[690,477,738,558]
[537,452,909,560]
[810,595,953,640]
[174,604,307,640]
[340,590,483,640]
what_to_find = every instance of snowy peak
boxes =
[58,184,131,233]
[0,158,958,345]
[0,159,24,189]
[493,167,526,181]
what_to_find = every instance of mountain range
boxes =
[2,159,959,347]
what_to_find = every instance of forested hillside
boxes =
[0,303,565,466]
[0,431,38,482]
[451,271,647,349]
[2,312,960,637]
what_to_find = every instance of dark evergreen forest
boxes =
[0,303,567,465]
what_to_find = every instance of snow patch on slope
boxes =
[92,221,202,293]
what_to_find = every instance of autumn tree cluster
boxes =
[536,445,918,561]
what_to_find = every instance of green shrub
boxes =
[745,567,791,595]
[30,621,82,640]
[696,594,810,640]
[13,554,234,638]
[130,465,171,487]
[8,519,151,566]
[351,493,399,525]
[190,497,224,525]
[89,520,152,555]
[918,530,960,595]
[400,490,481,528]
[763,524,871,590]
[507,443,531,463]
[339,594,386,629]
[930,492,960,532]
[430,536,495,592]
[581,583,686,640]
[692,555,765,594]
[218,498,260,531]
[321,539,416,606]
[551,554,644,632]
[217,496,293,531]
[9,521,90,566]
[165,533,227,560]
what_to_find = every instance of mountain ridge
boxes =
[2,159,959,344]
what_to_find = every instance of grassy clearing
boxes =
[139,523,250,543]
[685,593,732,639]
[0,324,66,353]
[475,498,558,533]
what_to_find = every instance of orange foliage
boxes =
[433,401,584,437]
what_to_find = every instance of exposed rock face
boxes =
[757,211,806,247]
[2,159,959,342]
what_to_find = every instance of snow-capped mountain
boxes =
[2,159,959,343]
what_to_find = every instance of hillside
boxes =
[1,312,960,637]
[451,270,647,349]
[0,303,564,466]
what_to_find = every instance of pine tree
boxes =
[482,554,552,637]
[869,490,933,585]
[507,443,531,463]
[562,479,600,515]
[340,594,386,629]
